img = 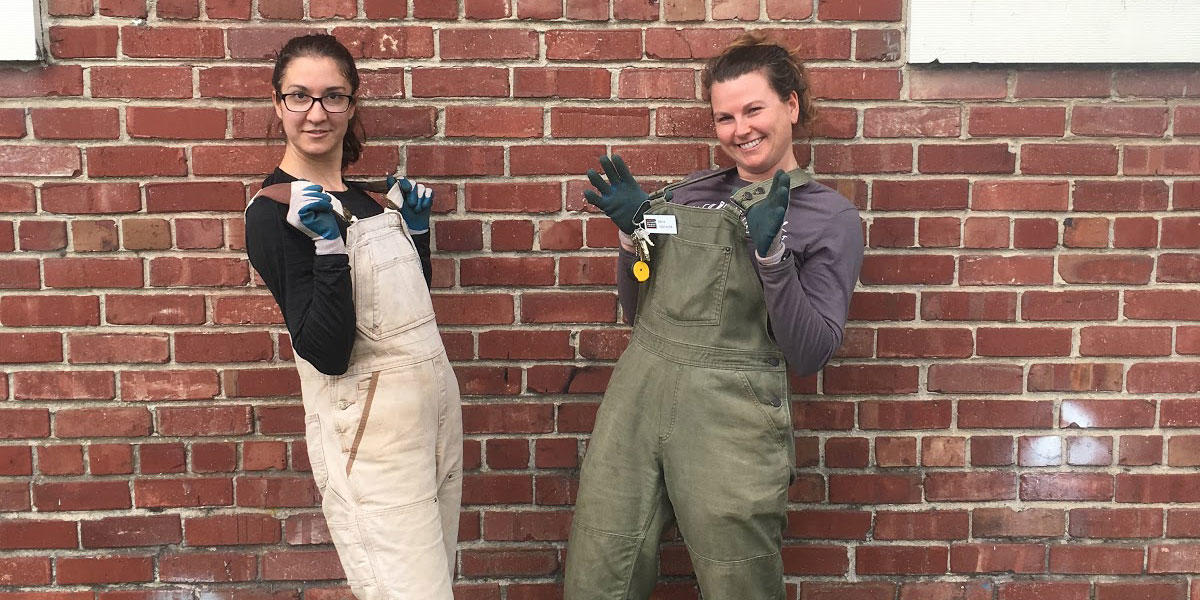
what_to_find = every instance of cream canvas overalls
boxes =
[565,171,807,599]
[256,184,463,600]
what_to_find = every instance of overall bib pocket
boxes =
[351,230,435,341]
[647,236,732,326]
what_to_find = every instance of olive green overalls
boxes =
[565,170,809,599]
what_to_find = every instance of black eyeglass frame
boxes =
[277,92,356,114]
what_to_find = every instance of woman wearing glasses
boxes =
[244,34,462,600]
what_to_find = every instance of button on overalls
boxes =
[259,184,463,600]
[564,172,806,600]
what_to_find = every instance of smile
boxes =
[738,138,763,151]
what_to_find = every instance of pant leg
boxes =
[662,365,793,600]
[307,358,456,600]
[564,345,679,600]
[432,351,464,581]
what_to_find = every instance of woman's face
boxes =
[273,55,354,162]
[710,70,800,182]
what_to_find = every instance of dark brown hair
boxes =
[702,32,815,134]
[271,34,364,168]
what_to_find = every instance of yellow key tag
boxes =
[632,260,650,282]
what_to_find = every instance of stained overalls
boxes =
[256,184,463,600]
[564,170,807,600]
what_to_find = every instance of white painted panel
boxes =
[0,0,42,61]
[910,0,1200,63]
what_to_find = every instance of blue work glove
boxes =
[285,181,346,256]
[386,175,433,234]
[583,154,649,235]
[745,170,791,258]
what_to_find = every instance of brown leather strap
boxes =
[254,183,294,206]
[345,370,380,476]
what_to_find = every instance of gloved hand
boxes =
[583,154,649,235]
[286,181,346,256]
[745,170,791,258]
[386,175,433,234]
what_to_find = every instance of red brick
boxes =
[1072,105,1168,137]
[197,66,274,99]
[81,515,182,548]
[261,549,344,581]
[0,145,81,177]
[926,472,1017,502]
[184,514,280,546]
[126,107,226,139]
[159,405,252,436]
[411,67,508,98]
[134,478,234,509]
[445,106,542,138]
[950,543,1044,574]
[1023,473,1113,501]
[17,220,66,251]
[959,255,1052,285]
[910,69,1007,100]
[973,180,1068,211]
[617,68,696,99]
[33,108,121,141]
[121,26,223,57]
[856,28,902,61]
[864,107,960,138]
[92,66,191,98]
[34,481,130,511]
[815,143,911,174]
[824,365,918,394]
[160,552,257,582]
[870,179,966,211]
[0,520,76,549]
[1,295,100,327]
[435,28,538,60]
[0,65,84,97]
[1014,68,1110,98]
[973,507,1064,538]
[818,0,901,20]
[69,333,169,364]
[157,0,200,18]
[809,68,902,100]
[49,0,96,15]
[460,549,558,577]
[919,143,1015,174]
[920,291,1015,321]
[959,400,1053,429]
[1080,326,1172,357]
[1027,363,1124,392]
[514,67,611,99]
[552,107,649,138]
[146,181,246,213]
[48,25,118,58]
[175,332,273,363]
[644,28,742,60]
[969,106,1066,137]
[856,546,946,575]
[1049,545,1143,574]
[57,555,153,584]
[1060,399,1155,429]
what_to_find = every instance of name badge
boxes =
[642,215,677,234]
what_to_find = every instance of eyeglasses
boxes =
[279,92,355,113]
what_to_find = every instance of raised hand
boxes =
[745,170,791,258]
[286,181,347,256]
[583,154,649,235]
[386,175,434,234]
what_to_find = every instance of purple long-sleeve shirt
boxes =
[617,168,864,377]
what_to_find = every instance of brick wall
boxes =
[2,0,1199,598]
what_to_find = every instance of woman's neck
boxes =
[278,146,346,192]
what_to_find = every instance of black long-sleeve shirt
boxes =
[244,168,432,375]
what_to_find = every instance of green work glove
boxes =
[745,170,791,257]
[583,154,648,235]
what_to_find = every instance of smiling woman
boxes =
[242,34,462,600]
[564,32,865,600]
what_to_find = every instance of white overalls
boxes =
[259,183,463,599]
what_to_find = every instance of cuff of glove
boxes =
[755,242,787,265]
[314,236,348,256]
[406,225,429,235]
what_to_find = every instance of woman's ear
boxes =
[787,90,800,125]
[272,90,285,121]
